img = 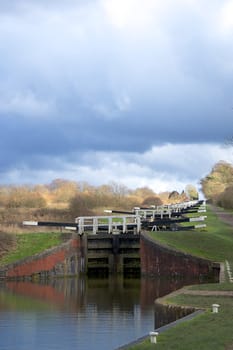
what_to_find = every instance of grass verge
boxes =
[0,232,63,266]
[126,207,233,349]
[127,288,233,350]
[147,206,233,262]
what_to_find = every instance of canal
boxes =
[0,276,194,350]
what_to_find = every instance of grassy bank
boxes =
[128,287,233,349]
[127,206,233,349]
[148,206,233,262]
[0,232,63,266]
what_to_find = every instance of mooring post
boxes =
[212,304,220,313]
[149,331,159,344]
[108,217,113,234]
[93,217,98,234]
[123,217,126,233]
[78,218,84,235]
[136,215,141,233]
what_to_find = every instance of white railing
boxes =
[75,215,141,235]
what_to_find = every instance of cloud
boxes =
[1,143,232,195]
[0,90,53,117]
[0,0,232,190]
[218,0,233,36]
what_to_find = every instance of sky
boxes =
[0,0,233,194]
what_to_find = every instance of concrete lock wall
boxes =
[140,232,220,281]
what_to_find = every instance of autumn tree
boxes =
[131,187,156,199]
[69,193,95,217]
[158,191,171,204]
[48,179,79,204]
[5,186,46,208]
[185,184,199,200]
[217,185,233,209]
[201,161,233,203]
[0,186,10,207]
[168,190,180,203]
[141,196,163,207]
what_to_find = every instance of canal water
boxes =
[0,277,193,350]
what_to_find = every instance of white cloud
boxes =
[92,93,131,119]
[2,143,232,195]
[0,91,53,117]
[218,0,233,36]
[116,94,131,112]
[101,0,155,30]
[0,0,232,190]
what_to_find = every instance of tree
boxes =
[141,196,163,206]
[132,187,156,199]
[158,191,171,204]
[48,179,79,203]
[0,186,10,207]
[168,191,180,202]
[217,185,233,209]
[108,182,129,197]
[5,186,46,208]
[201,161,233,202]
[185,184,199,200]
[69,193,95,217]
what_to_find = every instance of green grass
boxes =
[127,293,233,350]
[127,206,233,350]
[147,207,233,262]
[0,232,63,266]
[187,282,233,291]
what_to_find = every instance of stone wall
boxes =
[140,232,220,281]
[0,237,81,280]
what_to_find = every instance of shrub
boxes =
[141,196,163,206]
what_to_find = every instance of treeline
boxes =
[201,161,233,209]
[0,179,196,217]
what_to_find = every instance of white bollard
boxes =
[212,304,220,313]
[149,331,159,344]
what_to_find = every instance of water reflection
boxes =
[0,277,197,350]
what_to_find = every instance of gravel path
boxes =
[211,205,233,227]
[157,286,233,301]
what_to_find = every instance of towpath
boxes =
[211,205,233,226]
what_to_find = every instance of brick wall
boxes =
[0,237,82,280]
[1,232,220,281]
[140,232,220,281]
